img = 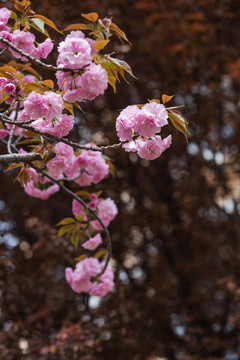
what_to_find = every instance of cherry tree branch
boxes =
[0,152,41,163]
[0,113,124,151]
[0,36,57,71]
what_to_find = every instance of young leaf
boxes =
[58,224,76,236]
[94,249,107,259]
[109,22,131,44]
[93,39,110,52]
[71,230,82,248]
[31,14,63,33]
[75,254,88,262]
[64,102,74,116]
[56,217,76,226]
[168,110,190,141]
[31,18,45,33]
[81,12,99,22]
[40,79,54,89]
[63,23,93,31]
[5,163,22,172]
[162,94,174,104]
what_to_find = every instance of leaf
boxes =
[75,254,88,262]
[81,12,99,22]
[31,14,63,33]
[30,22,50,37]
[0,65,17,75]
[71,230,82,248]
[101,62,117,92]
[75,215,85,222]
[109,22,131,44]
[168,110,190,141]
[56,217,76,226]
[5,163,22,172]
[22,130,39,138]
[64,102,74,116]
[63,23,93,31]
[94,249,107,259]
[93,39,110,51]
[75,191,90,197]
[162,94,174,104]
[58,224,76,236]
[10,11,18,20]
[8,61,42,79]
[40,79,54,89]
[31,18,45,33]
[18,168,30,186]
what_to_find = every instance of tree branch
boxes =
[0,152,41,163]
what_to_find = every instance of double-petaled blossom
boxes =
[65,258,114,297]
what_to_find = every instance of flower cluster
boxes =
[56,31,108,103]
[24,91,74,137]
[65,258,114,297]
[72,194,118,230]
[0,8,53,60]
[47,142,109,186]
[116,101,172,160]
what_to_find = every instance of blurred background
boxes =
[1,0,240,359]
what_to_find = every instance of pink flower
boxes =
[11,30,36,60]
[91,198,118,230]
[72,199,84,217]
[142,102,168,128]
[24,91,64,121]
[81,63,108,99]
[63,88,85,103]
[56,70,73,91]
[32,114,74,137]
[134,111,160,137]
[0,7,11,28]
[24,181,59,200]
[0,29,12,49]
[4,83,15,95]
[116,105,140,141]
[82,233,102,250]
[57,32,92,70]
[37,38,53,59]
[136,136,171,160]
[65,258,114,297]
[0,77,7,86]
[0,129,9,139]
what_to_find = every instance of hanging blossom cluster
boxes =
[116,102,172,160]
[0,3,189,298]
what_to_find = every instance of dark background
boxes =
[1,0,240,359]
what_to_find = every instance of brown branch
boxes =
[0,152,41,163]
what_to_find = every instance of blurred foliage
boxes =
[1,0,240,359]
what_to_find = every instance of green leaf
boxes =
[10,11,18,20]
[76,191,90,198]
[71,230,82,248]
[58,224,76,236]
[56,217,76,226]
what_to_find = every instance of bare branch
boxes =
[0,152,41,164]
